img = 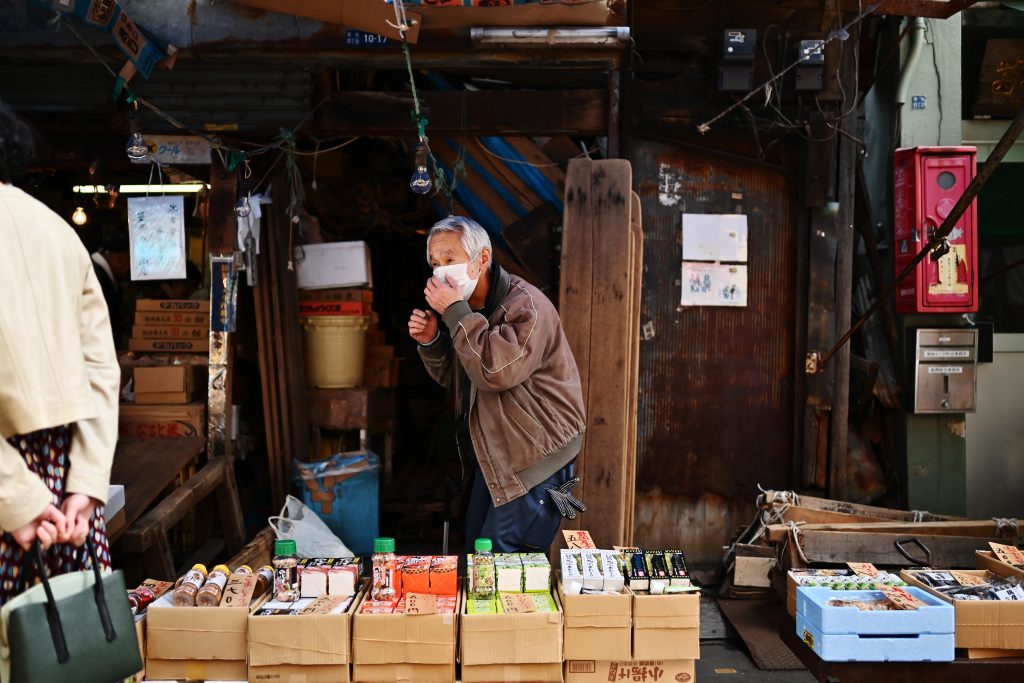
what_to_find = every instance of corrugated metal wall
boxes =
[630,137,798,565]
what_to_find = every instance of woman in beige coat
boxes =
[0,99,120,604]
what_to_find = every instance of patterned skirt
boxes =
[0,425,111,605]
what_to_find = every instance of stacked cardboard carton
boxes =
[129,300,210,354]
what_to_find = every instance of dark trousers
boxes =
[464,462,575,554]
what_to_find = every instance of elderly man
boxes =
[409,216,586,553]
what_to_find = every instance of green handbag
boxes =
[0,538,142,683]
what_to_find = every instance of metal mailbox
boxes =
[912,328,978,413]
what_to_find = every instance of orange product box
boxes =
[401,557,432,596]
[429,556,458,597]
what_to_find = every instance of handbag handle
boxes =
[29,535,118,665]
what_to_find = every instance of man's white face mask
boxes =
[433,253,481,299]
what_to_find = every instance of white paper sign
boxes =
[682,262,748,307]
[128,195,186,281]
[682,214,748,262]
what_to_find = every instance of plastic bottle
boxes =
[196,564,231,606]
[172,564,208,607]
[472,538,496,600]
[371,537,397,601]
[234,565,253,575]
[255,565,275,596]
[273,540,300,602]
[127,586,157,615]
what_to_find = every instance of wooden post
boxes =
[207,162,236,460]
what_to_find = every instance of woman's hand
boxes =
[60,493,97,547]
[10,504,66,551]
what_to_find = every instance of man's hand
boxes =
[60,493,97,547]
[425,276,463,314]
[10,504,66,551]
[408,308,440,345]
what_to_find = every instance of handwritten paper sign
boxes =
[563,530,596,550]
[848,563,880,578]
[681,262,748,307]
[951,571,989,587]
[405,593,438,615]
[500,594,536,614]
[990,542,1024,568]
[878,585,927,610]
[128,195,186,281]
[301,595,347,615]
[221,574,258,608]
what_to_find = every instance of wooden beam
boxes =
[767,520,1021,541]
[316,90,609,137]
[227,526,277,572]
[767,491,963,521]
[780,529,998,567]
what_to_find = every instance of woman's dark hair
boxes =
[0,98,35,183]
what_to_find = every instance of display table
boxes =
[781,614,1024,682]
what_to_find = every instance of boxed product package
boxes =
[249,589,361,683]
[428,556,458,596]
[523,553,553,592]
[133,365,206,405]
[557,578,632,661]
[902,565,1024,654]
[461,583,563,683]
[128,338,209,353]
[135,299,211,313]
[296,241,373,290]
[131,324,207,340]
[135,308,210,326]
[565,659,695,683]
[496,553,524,593]
[622,548,650,592]
[352,587,460,682]
[632,591,701,660]
[146,589,267,681]
[118,402,206,438]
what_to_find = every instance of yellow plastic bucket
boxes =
[300,315,369,388]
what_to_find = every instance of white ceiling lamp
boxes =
[73,183,210,194]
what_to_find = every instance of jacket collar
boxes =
[480,261,511,319]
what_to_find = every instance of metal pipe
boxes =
[812,100,1024,373]
[895,18,927,106]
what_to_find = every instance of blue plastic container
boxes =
[294,450,380,557]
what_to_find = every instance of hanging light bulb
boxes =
[409,143,432,195]
[234,195,252,218]
[71,206,87,226]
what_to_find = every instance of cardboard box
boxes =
[296,241,373,290]
[132,616,146,682]
[146,596,264,682]
[298,301,373,317]
[132,324,207,340]
[632,592,700,660]
[557,579,631,661]
[786,569,853,618]
[128,338,209,353]
[565,659,696,683]
[248,589,359,683]
[106,508,127,537]
[298,288,374,304]
[118,402,206,438]
[135,299,211,312]
[352,589,459,683]
[977,550,1024,579]
[135,310,209,326]
[902,567,1024,651]
[461,586,563,682]
[134,365,206,404]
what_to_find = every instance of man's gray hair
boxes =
[426,215,492,264]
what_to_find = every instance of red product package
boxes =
[401,556,432,597]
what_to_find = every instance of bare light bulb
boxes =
[72,206,87,226]
[126,131,149,162]
[410,144,433,195]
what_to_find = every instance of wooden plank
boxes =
[307,388,396,432]
[784,529,998,567]
[777,505,896,527]
[624,192,642,544]
[226,526,276,573]
[215,457,247,557]
[505,137,567,197]
[207,159,237,255]
[575,159,634,549]
[432,137,519,228]
[501,203,559,292]
[767,520,1021,541]
[468,138,545,213]
[318,90,609,137]
[785,492,963,521]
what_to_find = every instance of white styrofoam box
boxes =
[796,587,954,636]
[681,213,748,262]
[106,484,126,517]
[295,241,372,290]
[796,611,955,662]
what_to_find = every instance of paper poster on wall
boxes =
[681,213,748,262]
[128,195,186,281]
[681,262,748,307]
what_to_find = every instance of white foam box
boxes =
[296,241,372,290]
[495,554,523,594]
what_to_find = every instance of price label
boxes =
[221,574,258,608]
[989,542,1024,568]
[405,593,438,615]
[563,530,596,550]
[878,585,926,610]
[500,594,536,614]
[847,563,880,578]
[301,595,347,615]
[950,571,989,587]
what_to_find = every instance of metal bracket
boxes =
[805,351,821,375]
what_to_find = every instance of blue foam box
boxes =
[294,450,380,557]
[795,587,955,662]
